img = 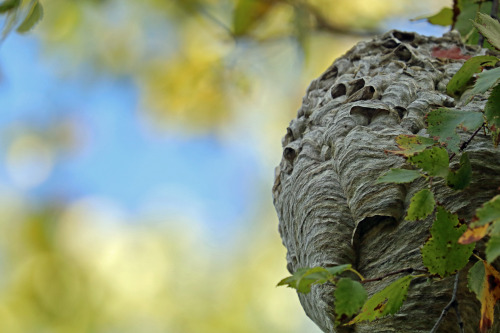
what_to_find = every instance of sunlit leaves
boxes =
[277,265,352,293]
[232,0,274,36]
[376,168,421,184]
[467,260,500,333]
[334,278,367,324]
[408,146,449,178]
[472,12,500,51]
[473,195,500,227]
[421,206,474,277]
[446,56,498,97]
[484,84,500,146]
[0,0,20,13]
[471,67,500,95]
[406,189,435,221]
[446,152,471,190]
[349,276,413,324]
[426,108,484,153]
[16,0,43,33]
[386,134,436,156]
[411,7,453,26]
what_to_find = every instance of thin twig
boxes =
[430,272,463,333]
[361,267,427,284]
[449,123,485,161]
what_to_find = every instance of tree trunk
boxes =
[272,30,500,332]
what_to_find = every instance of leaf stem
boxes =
[348,268,365,281]
[430,272,464,333]
[449,123,485,161]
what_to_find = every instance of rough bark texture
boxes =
[272,30,500,332]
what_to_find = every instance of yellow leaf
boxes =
[458,224,489,244]
[479,261,500,333]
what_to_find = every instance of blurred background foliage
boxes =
[0,0,448,332]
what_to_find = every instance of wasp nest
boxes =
[272,30,500,332]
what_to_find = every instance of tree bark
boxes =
[272,30,500,332]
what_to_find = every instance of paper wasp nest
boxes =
[272,30,500,332]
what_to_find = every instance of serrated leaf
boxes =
[426,108,484,153]
[486,234,500,263]
[422,206,475,277]
[468,260,500,333]
[459,224,489,244]
[485,83,500,147]
[473,195,500,227]
[325,264,351,276]
[446,152,472,190]
[348,275,414,324]
[0,0,20,13]
[446,55,498,97]
[16,0,43,33]
[278,265,352,294]
[453,0,495,45]
[386,134,436,156]
[376,169,422,184]
[334,278,367,324]
[407,146,449,178]
[473,12,500,51]
[471,67,500,95]
[406,189,435,221]
[412,7,453,26]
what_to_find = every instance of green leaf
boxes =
[446,55,498,97]
[407,147,449,178]
[471,67,500,95]
[473,195,500,227]
[485,83,500,147]
[426,108,484,153]
[334,278,367,323]
[406,189,435,221]
[325,264,352,276]
[486,234,500,263]
[468,260,485,299]
[412,7,453,26]
[232,0,273,36]
[16,0,43,33]
[376,169,422,184]
[422,206,475,277]
[446,152,472,190]
[387,134,436,156]
[453,0,495,45]
[472,12,500,51]
[349,275,414,324]
[0,0,20,13]
[277,265,352,294]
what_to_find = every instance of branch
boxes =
[449,123,485,161]
[430,272,464,333]
[361,267,427,284]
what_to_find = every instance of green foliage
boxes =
[471,67,500,95]
[426,108,484,153]
[486,234,500,263]
[473,195,500,227]
[406,189,435,221]
[277,265,352,293]
[468,260,485,298]
[453,0,495,45]
[16,0,43,33]
[446,152,472,190]
[334,278,367,323]
[387,134,436,156]
[412,7,453,26]
[349,276,414,324]
[232,0,273,36]
[472,12,500,51]
[446,56,498,97]
[407,146,449,177]
[485,84,500,146]
[376,168,421,184]
[0,0,20,13]
[421,206,474,277]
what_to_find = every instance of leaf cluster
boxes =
[0,0,43,39]
[280,6,500,331]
